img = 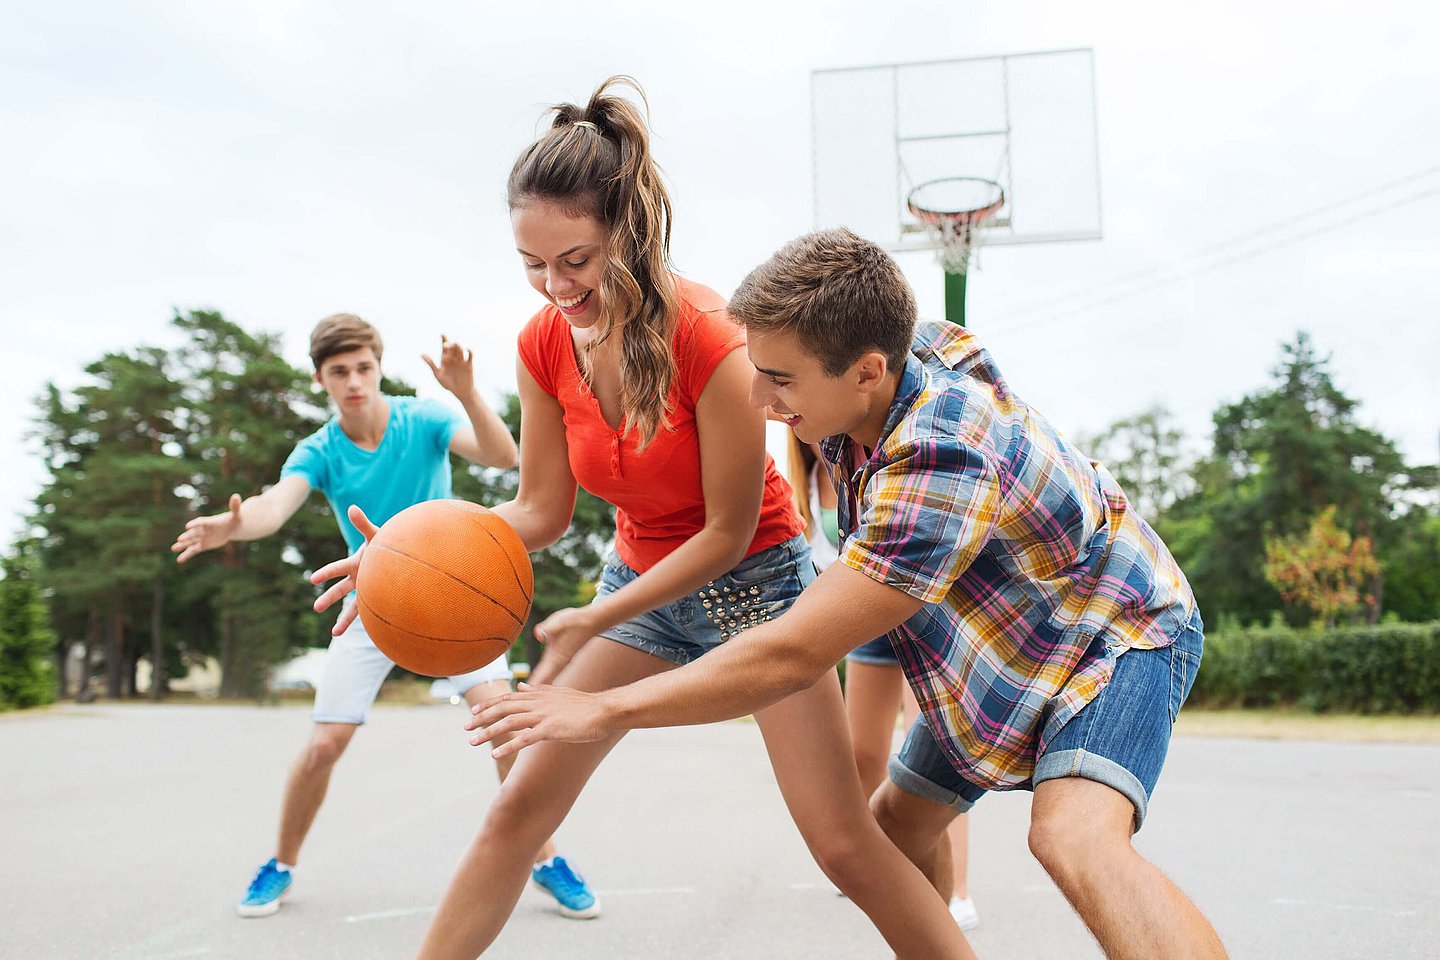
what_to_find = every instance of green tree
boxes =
[0,546,57,710]
[31,347,191,699]
[169,311,339,697]
[1379,506,1440,622]
[1077,405,1192,523]
[1167,333,1422,625]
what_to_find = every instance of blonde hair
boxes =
[309,313,383,370]
[507,76,680,448]
[786,430,818,533]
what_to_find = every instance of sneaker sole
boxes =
[236,887,288,918]
[529,878,602,919]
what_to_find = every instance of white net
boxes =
[936,219,977,274]
[908,178,1004,275]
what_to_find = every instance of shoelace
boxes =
[248,865,286,897]
[546,865,585,897]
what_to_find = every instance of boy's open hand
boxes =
[310,505,380,635]
[466,683,617,759]
[422,334,475,397]
[172,493,242,563]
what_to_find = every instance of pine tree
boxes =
[1167,332,1422,624]
[0,546,58,710]
[170,311,338,697]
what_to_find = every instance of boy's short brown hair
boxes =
[728,228,916,376]
[309,314,384,370]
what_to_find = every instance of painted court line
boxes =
[344,906,436,924]
[1270,897,1417,918]
[343,887,697,923]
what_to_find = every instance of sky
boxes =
[3,0,1438,543]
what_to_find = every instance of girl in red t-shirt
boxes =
[315,77,974,960]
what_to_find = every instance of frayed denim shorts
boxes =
[847,634,900,666]
[889,609,1204,831]
[594,535,816,665]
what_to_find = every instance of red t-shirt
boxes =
[517,278,802,573]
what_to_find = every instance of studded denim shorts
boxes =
[593,535,816,665]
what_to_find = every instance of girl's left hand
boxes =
[528,606,599,684]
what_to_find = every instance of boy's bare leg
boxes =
[416,641,668,960]
[463,680,557,863]
[1029,777,1227,960]
[756,671,976,960]
[869,778,962,904]
[276,721,359,865]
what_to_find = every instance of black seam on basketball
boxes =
[360,601,513,645]
[367,543,527,628]
[466,520,533,605]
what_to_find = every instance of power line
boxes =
[994,164,1440,329]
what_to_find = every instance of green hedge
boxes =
[1188,622,1440,714]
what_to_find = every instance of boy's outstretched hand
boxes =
[421,334,475,397]
[466,683,618,759]
[172,493,242,563]
[310,504,380,636]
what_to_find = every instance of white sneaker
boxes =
[948,895,980,931]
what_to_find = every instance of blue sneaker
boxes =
[237,858,292,918]
[530,856,601,919]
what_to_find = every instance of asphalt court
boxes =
[3,703,1435,959]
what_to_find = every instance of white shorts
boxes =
[311,605,514,725]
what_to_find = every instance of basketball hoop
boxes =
[906,177,1005,275]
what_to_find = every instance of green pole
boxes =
[944,269,968,327]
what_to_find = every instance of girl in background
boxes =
[786,431,980,931]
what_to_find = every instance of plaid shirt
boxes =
[823,320,1196,791]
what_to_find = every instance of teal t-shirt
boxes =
[280,395,465,554]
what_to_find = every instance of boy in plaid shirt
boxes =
[473,229,1227,959]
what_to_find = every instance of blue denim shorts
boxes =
[594,535,816,665]
[847,634,900,665]
[889,609,1204,831]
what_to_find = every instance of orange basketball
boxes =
[355,500,532,677]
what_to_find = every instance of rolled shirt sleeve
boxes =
[839,435,1000,605]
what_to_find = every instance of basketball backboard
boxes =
[812,48,1102,255]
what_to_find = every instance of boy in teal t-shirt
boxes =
[172,313,600,921]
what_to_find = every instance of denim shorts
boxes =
[311,601,513,725]
[847,634,900,665]
[888,609,1204,831]
[594,535,816,665]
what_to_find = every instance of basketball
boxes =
[355,499,533,677]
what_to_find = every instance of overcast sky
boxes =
[3,0,1438,543]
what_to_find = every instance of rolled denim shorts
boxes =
[888,609,1204,831]
[594,534,815,665]
[847,634,900,666]
[311,600,513,725]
